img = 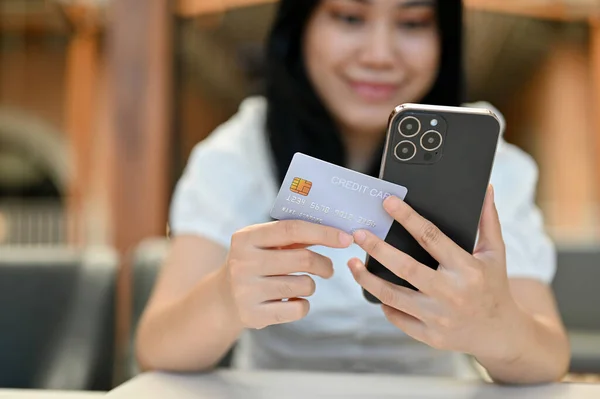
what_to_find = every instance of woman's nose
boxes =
[358,24,396,69]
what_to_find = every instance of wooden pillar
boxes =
[106,0,173,382]
[529,40,596,242]
[590,17,600,229]
[63,6,100,247]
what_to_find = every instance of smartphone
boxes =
[364,104,502,304]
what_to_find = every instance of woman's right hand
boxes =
[221,220,354,330]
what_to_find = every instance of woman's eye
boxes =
[397,20,434,30]
[333,12,365,26]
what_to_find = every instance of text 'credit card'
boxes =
[270,153,408,240]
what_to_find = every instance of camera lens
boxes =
[420,130,443,152]
[394,141,417,161]
[398,116,421,137]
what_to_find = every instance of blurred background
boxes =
[1,0,600,392]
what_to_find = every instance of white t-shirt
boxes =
[170,96,556,377]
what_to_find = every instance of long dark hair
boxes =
[265,0,464,184]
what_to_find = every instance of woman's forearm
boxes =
[476,306,570,385]
[135,267,244,372]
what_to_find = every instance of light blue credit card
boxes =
[270,153,409,240]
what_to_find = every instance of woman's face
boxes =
[304,0,440,138]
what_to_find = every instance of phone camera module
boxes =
[394,141,417,161]
[420,130,443,152]
[398,116,421,137]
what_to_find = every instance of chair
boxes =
[126,237,236,380]
[0,246,117,391]
[553,246,600,373]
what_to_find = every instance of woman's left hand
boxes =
[348,186,525,363]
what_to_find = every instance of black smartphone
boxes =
[364,104,502,304]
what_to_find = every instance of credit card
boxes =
[270,153,408,240]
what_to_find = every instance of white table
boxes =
[106,370,600,398]
[0,390,104,399]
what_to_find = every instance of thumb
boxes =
[474,185,505,255]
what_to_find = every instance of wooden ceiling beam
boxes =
[465,0,600,21]
[175,0,600,21]
[0,13,69,35]
[5,0,600,26]
[176,0,276,18]
[0,1,105,35]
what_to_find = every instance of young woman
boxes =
[136,0,570,384]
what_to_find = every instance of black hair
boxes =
[265,0,464,183]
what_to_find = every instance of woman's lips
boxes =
[348,81,399,102]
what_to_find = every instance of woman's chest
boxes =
[256,177,398,336]
[289,244,400,337]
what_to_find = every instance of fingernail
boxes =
[489,185,495,204]
[353,230,367,244]
[339,232,354,246]
[383,196,402,212]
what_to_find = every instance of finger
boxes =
[348,258,424,320]
[251,220,353,249]
[474,185,505,254]
[382,305,428,343]
[261,249,334,279]
[259,298,310,326]
[259,275,317,301]
[352,229,437,294]
[277,243,311,250]
[383,196,470,268]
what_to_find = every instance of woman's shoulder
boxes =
[180,95,277,213]
[186,96,273,178]
[464,102,539,214]
[464,101,538,180]
[169,96,276,241]
[192,96,268,158]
